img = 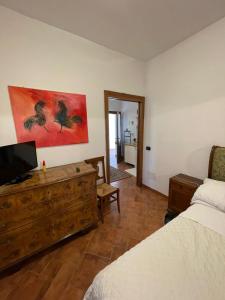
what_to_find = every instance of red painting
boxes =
[8,86,88,148]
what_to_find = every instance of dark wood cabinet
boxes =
[168,173,203,214]
[0,162,97,272]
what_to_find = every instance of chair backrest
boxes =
[85,156,106,184]
[208,145,225,182]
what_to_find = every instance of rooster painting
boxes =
[55,100,82,132]
[8,86,88,148]
[24,100,49,132]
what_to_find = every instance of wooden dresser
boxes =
[168,173,203,214]
[0,162,97,271]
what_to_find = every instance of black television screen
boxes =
[0,141,38,185]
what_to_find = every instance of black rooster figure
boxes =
[55,100,82,132]
[24,101,49,132]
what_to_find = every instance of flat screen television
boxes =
[0,141,38,186]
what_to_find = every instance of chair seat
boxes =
[97,183,118,197]
[85,156,120,223]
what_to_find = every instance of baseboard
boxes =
[142,184,168,200]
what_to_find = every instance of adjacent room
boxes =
[108,98,138,182]
[0,1,225,300]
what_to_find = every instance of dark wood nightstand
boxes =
[165,174,203,223]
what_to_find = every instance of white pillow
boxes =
[191,178,225,212]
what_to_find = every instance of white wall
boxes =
[144,17,225,195]
[0,6,145,168]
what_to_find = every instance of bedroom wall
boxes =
[144,17,225,195]
[0,6,145,168]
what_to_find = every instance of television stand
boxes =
[9,173,32,185]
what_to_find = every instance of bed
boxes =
[84,146,225,300]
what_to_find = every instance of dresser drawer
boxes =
[0,187,54,233]
[168,174,202,214]
[168,189,192,212]
[171,181,196,193]
[0,175,96,233]
[0,220,52,270]
[52,175,96,210]
[2,202,98,261]
[0,230,25,269]
[51,208,81,241]
[77,203,98,229]
[0,202,97,271]
[51,202,97,241]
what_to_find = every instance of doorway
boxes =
[104,91,145,186]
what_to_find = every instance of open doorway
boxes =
[104,91,145,186]
[109,101,138,176]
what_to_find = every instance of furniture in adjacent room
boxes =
[0,162,97,272]
[165,173,203,223]
[85,156,120,223]
[124,130,132,144]
[124,144,137,166]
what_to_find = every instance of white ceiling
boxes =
[1,0,225,60]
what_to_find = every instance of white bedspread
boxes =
[84,205,225,300]
[181,203,225,238]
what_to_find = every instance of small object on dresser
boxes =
[42,160,46,173]
[76,167,80,173]
[165,173,203,224]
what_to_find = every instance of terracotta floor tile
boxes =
[60,286,85,300]
[42,262,77,300]
[7,272,49,300]
[126,238,142,251]
[110,245,128,262]
[23,249,61,280]
[56,235,90,264]
[70,253,109,291]
[85,234,113,259]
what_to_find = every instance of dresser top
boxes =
[0,162,96,196]
[171,173,203,187]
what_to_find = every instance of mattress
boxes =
[84,204,225,300]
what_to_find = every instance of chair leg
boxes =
[116,189,120,213]
[99,197,104,223]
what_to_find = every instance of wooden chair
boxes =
[85,156,120,223]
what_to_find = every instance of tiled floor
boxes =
[0,176,167,300]
[125,167,136,177]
